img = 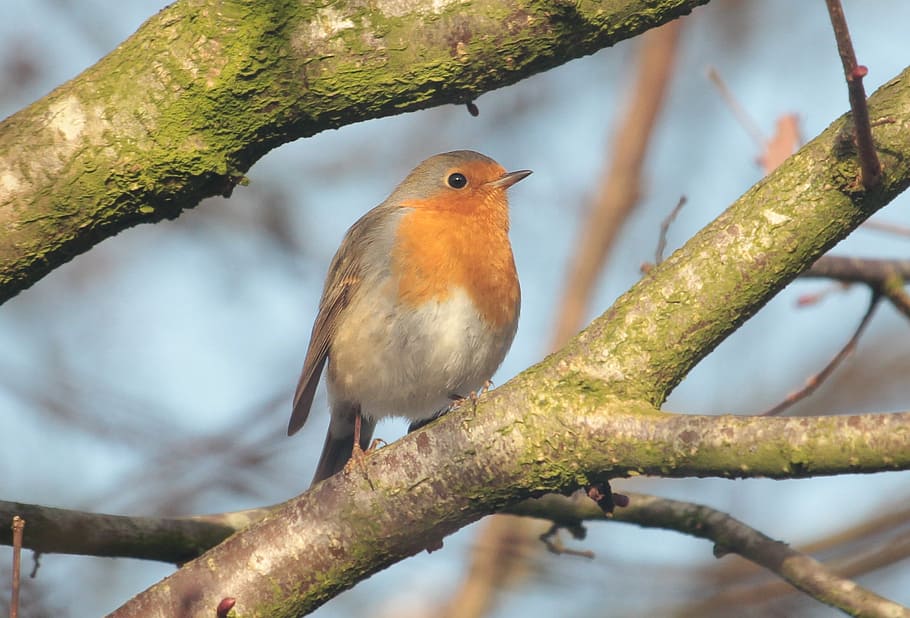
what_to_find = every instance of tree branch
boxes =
[0,501,267,564]
[6,409,908,566]
[557,64,910,409]
[803,255,910,284]
[825,0,881,188]
[97,406,910,616]
[614,493,910,618]
[0,0,706,303]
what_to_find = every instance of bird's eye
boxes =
[447,173,468,189]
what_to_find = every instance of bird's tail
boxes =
[311,404,375,485]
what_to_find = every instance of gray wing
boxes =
[286,206,393,436]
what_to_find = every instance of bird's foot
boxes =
[451,380,493,412]
[344,438,387,488]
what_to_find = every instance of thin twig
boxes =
[761,290,881,416]
[707,68,800,174]
[707,66,766,150]
[687,521,910,614]
[824,0,881,188]
[880,275,910,320]
[707,497,910,587]
[539,523,595,559]
[11,516,25,618]
[615,493,910,618]
[800,255,910,318]
[655,196,687,264]
[862,219,910,238]
[802,255,910,284]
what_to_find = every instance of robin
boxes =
[288,150,530,485]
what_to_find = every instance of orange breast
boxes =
[392,201,519,329]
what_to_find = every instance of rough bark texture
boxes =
[0,0,707,304]
[106,405,910,617]
[3,408,908,569]
[551,67,910,407]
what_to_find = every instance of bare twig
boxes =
[800,255,910,317]
[707,67,800,173]
[655,196,687,264]
[707,66,766,150]
[706,497,910,588]
[539,523,595,559]
[10,516,24,618]
[880,275,910,319]
[825,0,881,188]
[688,518,910,614]
[862,219,910,237]
[761,290,881,416]
[802,255,910,284]
[615,494,910,618]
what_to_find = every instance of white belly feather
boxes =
[327,286,516,422]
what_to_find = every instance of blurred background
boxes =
[2,0,909,616]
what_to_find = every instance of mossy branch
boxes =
[556,67,910,406]
[91,402,908,616]
[3,407,908,565]
[0,0,706,303]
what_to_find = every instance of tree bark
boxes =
[0,0,706,304]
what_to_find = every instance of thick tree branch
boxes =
[552,65,910,409]
[0,502,266,564]
[5,408,907,567]
[0,0,706,303]
[100,407,910,616]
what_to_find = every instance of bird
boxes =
[287,150,530,486]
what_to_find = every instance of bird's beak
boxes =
[488,169,532,189]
